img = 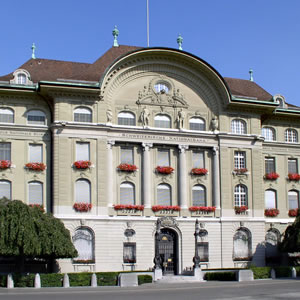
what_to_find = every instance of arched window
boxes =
[288,190,299,209]
[120,182,135,205]
[74,107,92,123]
[234,184,247,207]
[189,117,205,131]
[265,189,277,209]
[0,108,14,123]
[233,228,252,261]
[17,73,27,85]
[285,129,298,143]
[27,110,46,125]
[265,229,280,262]
[154,114,171,129]
[157,183,171,206]
[28,181,43,205]
[231,119,246,134]
[262,127,275,141]
[118,112,136,126]
[75,179,91,204]
[154,82,169,93]
[73,228,94,262]
[0,180,11,200]
[192,185,206,206]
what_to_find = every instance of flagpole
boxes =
[147,0,150,47]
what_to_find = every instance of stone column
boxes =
[107,140,115,207]
[178,145,189,209]
[213,146,221,209]
[142,143,153,208]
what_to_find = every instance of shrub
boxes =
[13,273,35,287]
[0,275,6,287]
[69,272,92,286]
[204,272,236,281]
[40,273,63,287]
[96,272,119,286]
[274,266,291,277]
[250,266,271,279]
[138,275,152,285]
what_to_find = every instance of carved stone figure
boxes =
[177,109,185,129]
[211,116,219,131]
[141,107,150,127]
[106,109,113,123]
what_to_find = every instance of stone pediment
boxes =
[136,76,188,109]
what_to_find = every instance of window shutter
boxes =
[192,151,204,168]
[0,181,11,199]
[29,144,42,162]
[76,180,91,203]
[76,143,90,161]
[0,143,11,160]
[28,182,43,205]
[120,183,135,205]
[158,149,170,166]
[121,148,133,164]
[157,184,171,206]
[265,190,276,209]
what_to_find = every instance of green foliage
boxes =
[69,272,92,286]
[138,275,152,285]
[96,272,119,286]
[0,199,77,259]
[0,275,6,287]
[204,272,236,281]
[13,273,35,287]
[274,266,291,277]
[279,213,300,253]
[295,266,300,276]
[40,273,63,287]
[250,266,271,279]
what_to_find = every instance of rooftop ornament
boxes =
[249,68,253,82]
[177,34,183,50]
[112,25,119,47]
[31,43,36,59]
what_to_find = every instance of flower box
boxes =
[0,160,11,169]
[113,204,144,211]
[265,208,279,217]
[73,260,94,264]
[156,166,174,174]
[189,206,216,212]
[191,168,208,176]
[288,209,299,217]
[25,162,46,171]
[29,204,45,212]
[117,164,138,172]
[73,160,91,169]
[264,172,279,180]
[73,203,92,212]
[234,206,248,214]
[152,205,181,212]
[288,173,300,181]
[234,168,248,175]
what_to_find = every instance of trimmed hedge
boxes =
[96,272,119,286]
[138,275,152,285]
[40,273,64,287]
[250,267,271,279]
[204,272,236,281]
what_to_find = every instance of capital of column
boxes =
[107,140,115,149]
[142,143,153,151]
[212,146,219,155]
[178,144,189,153]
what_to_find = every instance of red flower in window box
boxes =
[189,206,216,212]
[234,168,248,175]
[156,166,174,174]
[0,160,11,169]
[265,208,279,217]
[288,209,299,217]
[25,162,46,171]
[288,173,300,181]
[264,172,279,180]
[234,206,248,214]
[191,168,208,175]
[117,164,138,172]
[73,160,91,169]
[73,259,94,264]
[73,203,92,212]
[29,204,45,212]
[152,205,181,212]
[113,204,144,211]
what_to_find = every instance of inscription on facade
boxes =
[0,130,48,137]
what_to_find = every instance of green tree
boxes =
[0,199,77,272]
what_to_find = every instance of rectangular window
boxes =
[288,191,299,209]
[197,242,209,262]
[0,143,11,161]
[76,142,90,161]
[29,144,42,163]
[234,151,246,169]
[288,159,298,174]
[192,151,204,168]
[28,182,43,205]
[265,157,275,174]
[123,243,136,264]
[121,147,133,164]
[157,149,170,166]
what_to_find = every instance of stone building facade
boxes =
[0,44,299,274]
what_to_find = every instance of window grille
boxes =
[231,119,246,134]
[123,243,136,263]
[285,129,298,143]
[27,110,46,125]
[73,228,94,261]
[234,151,246,169]
[262,127,275,141]
[234,185,247,206]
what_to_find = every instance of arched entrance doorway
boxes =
[156,228,178,275]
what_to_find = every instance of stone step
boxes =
[155,275,202,283]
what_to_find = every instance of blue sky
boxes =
[1,0,300,105]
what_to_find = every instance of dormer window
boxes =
[10,69,32,85]
[17,74,27,85]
